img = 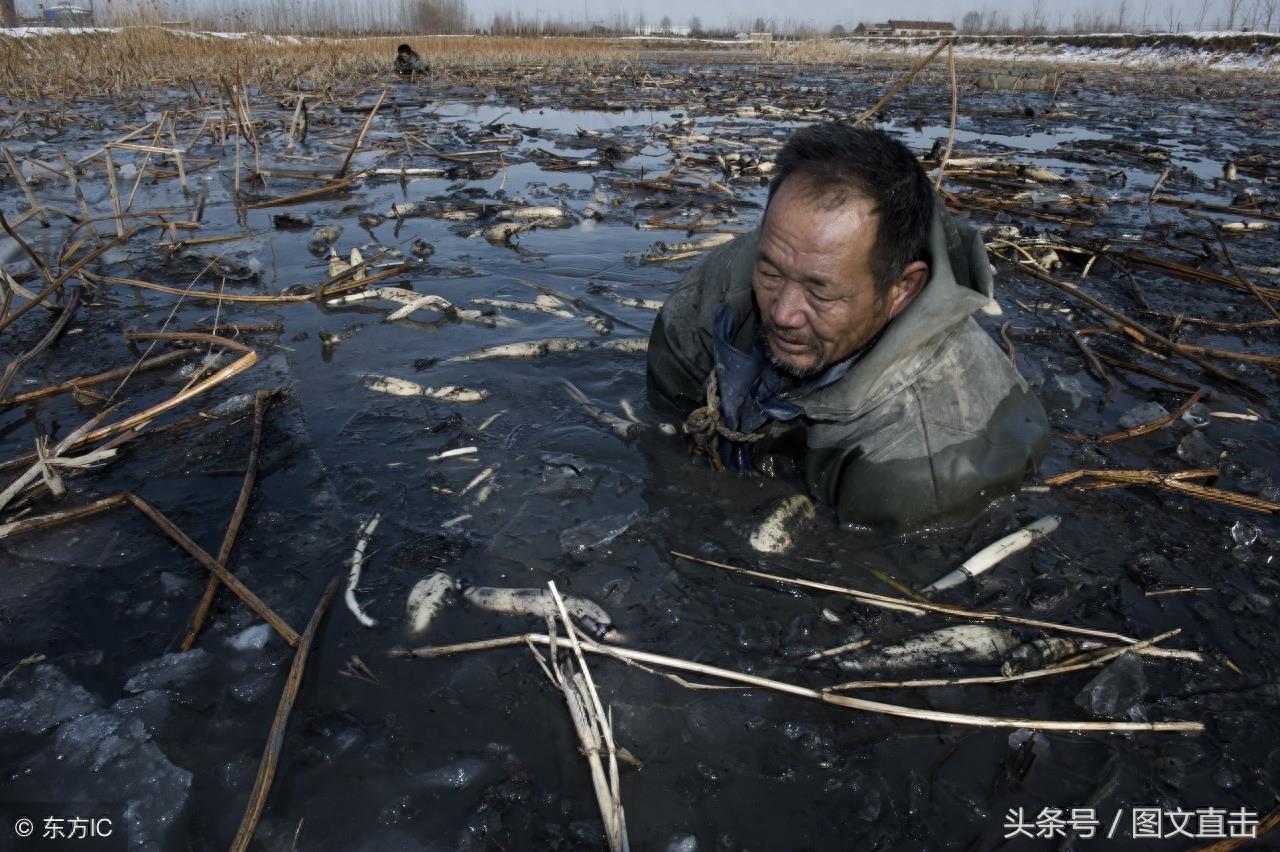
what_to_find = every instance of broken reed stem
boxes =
[0,282,81,399]
[933,41,957,192]
[180,388,277,652]
[122,493,300,646]
[103,147,125,238]
[825,629,1181,692]
[0,491,299,645]
[0,332,265,466]
[1000,320,1017,369]
[0,406,114,511]
[96,260,408,304]
[77,351,258,447]
[1045,468,1280,514]
[0,349,194,407]
[548,582,628,852]
[0,208,54,289]
[394,633,1202,733]
[1005,255,1265,402]
[2,145,49,227]
[0,226,137,337]
[229,576,339,852]
[1211,228,1280,324]
[62,153,101,245]
[1070,328,1117,400]
[852,39,950,126]
[334,87,386,179]
[1069,468,1217,493]
[669,551,1203,663]
[1097,388,1205,443]
[0,492,128,539]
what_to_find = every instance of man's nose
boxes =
[769,280,807,329]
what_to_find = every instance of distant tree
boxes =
[413,0,468,33]
[0,0,18,27]
[1020,0,1048,31]
[1194,0,1214,28]
[660,14,672,29]
[829,23,847,36]
[960,10,983,31]
[1224,0,1245,27]
[688,14,702,34]
[1261,0,1278,31]
[752,16,767,31]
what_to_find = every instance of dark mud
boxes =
[1,59,1278,850]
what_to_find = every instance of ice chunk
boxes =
[111,689,172,738]
[0,664,100,736]
[560,510,641,556]
[1231,520,1260,547]
[1117,401,1168,430]
[226,623,273,652]
[123,649,211,694]
[158,571,193,598]
[665,835,698,852]
[50,710,191,849]
[1074,654,1146,718]
[1044,375,1089,414]
[229,668,277,705]
[1177,431,1217,467]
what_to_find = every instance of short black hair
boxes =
[768,123,934,299]
[397,43,413,53]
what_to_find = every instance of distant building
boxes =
[748,31,773,42]
[41,2,94,25]
[632,25,691,37]
[854,20,955,37]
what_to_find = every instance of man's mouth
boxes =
[768,332,811,356]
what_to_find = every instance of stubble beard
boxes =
[759,322,826,380]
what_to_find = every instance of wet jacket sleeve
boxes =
[805,321,1049,531]
[646,235,755,413]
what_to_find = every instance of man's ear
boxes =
[886,260,929,319]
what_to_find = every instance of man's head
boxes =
[397,43,414,60]
[753,123,934,378]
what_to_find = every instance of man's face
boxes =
[752,180,896,378]
[398,50,411,61]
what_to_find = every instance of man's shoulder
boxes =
[659,230,759,330]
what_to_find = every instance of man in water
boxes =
[646,123,1049,530]
[394,43,428,76]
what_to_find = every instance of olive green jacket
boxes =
[395,53,428,75]
[646,206,1049,530]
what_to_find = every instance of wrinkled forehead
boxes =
[756,187,880,285]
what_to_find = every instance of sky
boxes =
[465,0,1259,32]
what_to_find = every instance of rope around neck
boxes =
[683,369,767,472]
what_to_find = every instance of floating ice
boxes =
[123,649,211,694]
[1074,654,1147,718]
[0,664,99,736]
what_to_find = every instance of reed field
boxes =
[0,29,634,97]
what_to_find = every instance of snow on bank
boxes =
[828,34,1280,72]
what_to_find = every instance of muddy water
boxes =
[1,64,1279,850]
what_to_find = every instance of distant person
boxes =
[394,43,428,76]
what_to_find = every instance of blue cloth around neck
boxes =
[710,304,861,471]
